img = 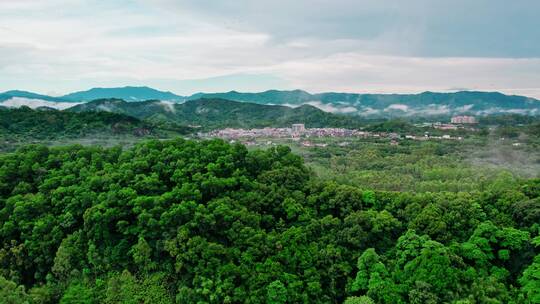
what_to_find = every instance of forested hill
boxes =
[190,90,540,117]
[0,139,538,303]
[191,89,313,105]
[0,107,184,147]
[5,87,540,118]
[69,98,364,129]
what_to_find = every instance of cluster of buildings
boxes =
[432,123,459,130]
[204,123,465,148]
[451,115,477,124]
[207,127,292,139]
[205,124,369,139]
[207,116,478,140]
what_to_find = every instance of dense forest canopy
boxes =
[0,139,538,303]
[5,87,540,118]
[68,98,365,130]
[0,106,149,139]
[0,107,192,151]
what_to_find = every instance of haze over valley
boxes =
[1,1,540,303]
[2,86,540,119]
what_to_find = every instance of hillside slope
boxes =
[0,106,193,151]
[190,90,540,117]
[4,87,540,117]
[69,98,363,129]
[0,106,155,139]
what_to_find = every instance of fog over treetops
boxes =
[2,87,540,118]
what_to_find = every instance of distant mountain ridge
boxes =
[61,86,183,102]
[0,90,70,103]
[68,98,362,129]
[2,87,540,117]
[190,90,540,117]
[189,89,314,105]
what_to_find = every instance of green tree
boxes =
[60,283,98,304]
[267,280,287,304]
[519,235,540,303]
[344,295,375,304]
[0,275,31,304]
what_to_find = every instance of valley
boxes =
[2,87,540,118]
[3,2,540,302]
[0,88,539,303]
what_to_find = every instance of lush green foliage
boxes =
[5,87,540,118]
[69,98,364,129]
[306,139,525,192]
[0,139,539,303]
[0,106,148,140]
[187,90,540,117]
[0,107,191,151]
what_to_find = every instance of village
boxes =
[202,116,479,147]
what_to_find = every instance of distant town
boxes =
[202,116,478,147]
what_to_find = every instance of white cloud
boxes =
[385,104,409,112]
[0,0,539,99]
[1,97,80,110]
[97,105,114,112]
[266,53,540,98]
[159,100,176,113]
[417,104,450,115]
[477,108,539,116]
[304,101,358,114]
[455,104,474,112]
[281,101,358,114]
[358,107,380,116]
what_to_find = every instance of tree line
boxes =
[0,139,538,303]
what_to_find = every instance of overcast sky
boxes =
[1,0,540,98]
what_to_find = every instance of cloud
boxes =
[267,53,540,98]
[417,104,450,115]
[381,104,452,116]
[304,101,358,114]
[281,101,358,114]
[146,0,540,57]
[477,108,539,116]
[358,107,380,116]
[455,104,474,112]
[385,104,409,112]
[0,0,539,99]
[97,105,114,112]
[159,100,176,113]
[1,97,80,110]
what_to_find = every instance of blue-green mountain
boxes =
[61,86,182,102]
[0,90,69,103]
[2,87,540,117]
[68,98,362,129]
[190,90,540,117]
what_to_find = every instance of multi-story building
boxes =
[451,116,477,124]
[292,123,306,134]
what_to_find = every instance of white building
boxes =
[292,123,306,134]
[451,116,477,124]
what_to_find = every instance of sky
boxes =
[1,0,540,98]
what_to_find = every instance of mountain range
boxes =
[68,98,362,129]
[62,86,182,102]
[1,86,540,117]
[187,90,540,117]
